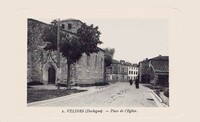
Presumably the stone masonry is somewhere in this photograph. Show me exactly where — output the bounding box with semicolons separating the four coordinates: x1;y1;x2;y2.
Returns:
27;18;104;85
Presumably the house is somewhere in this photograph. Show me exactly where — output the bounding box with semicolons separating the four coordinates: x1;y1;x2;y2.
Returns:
27;18;105;86
138;55;169;86
126;62;138;80
138;58;150;83
149;56;169;86
105;59;129;82
126;62;134;80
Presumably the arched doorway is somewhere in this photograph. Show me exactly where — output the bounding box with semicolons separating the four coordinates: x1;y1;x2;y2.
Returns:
48;66;56;84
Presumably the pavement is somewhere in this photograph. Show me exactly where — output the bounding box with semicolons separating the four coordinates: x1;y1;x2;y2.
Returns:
28;82;166;107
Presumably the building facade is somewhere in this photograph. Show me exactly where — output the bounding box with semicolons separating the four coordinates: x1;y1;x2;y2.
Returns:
138;55;169;86
127;63;138;80
27;18;104;85
105;60;129;82
148;56;169;86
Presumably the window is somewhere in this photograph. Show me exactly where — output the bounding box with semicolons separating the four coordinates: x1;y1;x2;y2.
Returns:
110;67;112;73
61;24;65;29
68;23;72;29
122;68;124;72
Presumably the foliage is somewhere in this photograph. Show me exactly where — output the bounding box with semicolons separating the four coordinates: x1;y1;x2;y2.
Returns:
78;82;109;87
27;81;44;86
42;20;102;88
56;83;68;87
76;23;102;57
42;25;58;51
164;88;169;98
94;81;109;86
42;21;102;65
104;48;115;66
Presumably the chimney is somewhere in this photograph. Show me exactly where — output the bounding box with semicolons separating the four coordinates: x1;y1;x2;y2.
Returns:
120;60;125;64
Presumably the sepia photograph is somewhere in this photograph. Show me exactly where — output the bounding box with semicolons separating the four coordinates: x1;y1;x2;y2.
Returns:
2;0;200;121
27;18;169;107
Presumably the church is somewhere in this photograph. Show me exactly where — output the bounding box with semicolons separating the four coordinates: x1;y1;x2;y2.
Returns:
27;18;105;86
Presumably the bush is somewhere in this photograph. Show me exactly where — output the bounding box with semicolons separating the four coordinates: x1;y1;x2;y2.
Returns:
164;89;169;97
79;82;109;87
154;90;160;96
56;83;68;87
159;87;165;92
95;82;109;86
79;84;93;87
74;83;78;86
28;81;44;86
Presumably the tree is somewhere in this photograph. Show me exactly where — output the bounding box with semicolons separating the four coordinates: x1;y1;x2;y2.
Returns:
42;20;102;89
42;20;58;51
103;48;115;81
104;48;115;67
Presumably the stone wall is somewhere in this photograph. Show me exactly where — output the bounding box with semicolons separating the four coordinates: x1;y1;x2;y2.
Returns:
60;19;82;33
105;61;129;82
28;18;104;85
73;51;104;85
138;60;150;83
27;19;50;83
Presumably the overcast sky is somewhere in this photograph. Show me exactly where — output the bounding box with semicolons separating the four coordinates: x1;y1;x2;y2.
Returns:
84;19;168;64
38;18;168;64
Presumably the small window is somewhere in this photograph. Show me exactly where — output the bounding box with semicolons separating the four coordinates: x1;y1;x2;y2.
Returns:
68;23;72;29
61;24;65;29
110;67;112;72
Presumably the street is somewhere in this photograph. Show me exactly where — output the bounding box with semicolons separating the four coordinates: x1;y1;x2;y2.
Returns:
28;82;160;107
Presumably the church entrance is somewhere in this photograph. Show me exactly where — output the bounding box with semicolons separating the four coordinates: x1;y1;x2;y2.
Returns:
48;66;56;84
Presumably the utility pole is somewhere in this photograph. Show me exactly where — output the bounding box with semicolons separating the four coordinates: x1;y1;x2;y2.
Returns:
57;19;60;68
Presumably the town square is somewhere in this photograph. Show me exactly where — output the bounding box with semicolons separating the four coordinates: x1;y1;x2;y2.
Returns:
27;18;169;107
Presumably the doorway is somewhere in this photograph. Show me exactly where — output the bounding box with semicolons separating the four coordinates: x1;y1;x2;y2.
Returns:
48;66;56;84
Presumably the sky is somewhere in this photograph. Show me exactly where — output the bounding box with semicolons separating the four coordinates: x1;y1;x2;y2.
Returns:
84;19;169;64
38;18;168;64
